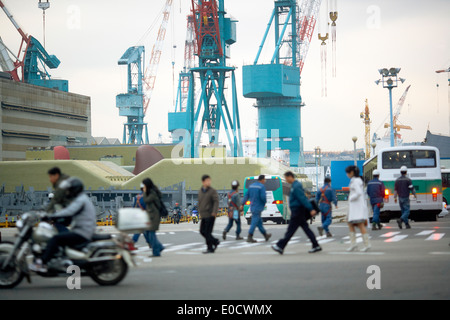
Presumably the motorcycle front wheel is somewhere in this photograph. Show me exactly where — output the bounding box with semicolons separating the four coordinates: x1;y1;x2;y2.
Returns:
89;257;128;286
0;242;25;289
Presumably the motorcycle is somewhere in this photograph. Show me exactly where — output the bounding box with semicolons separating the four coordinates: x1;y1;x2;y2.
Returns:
172;209;181;224
191;210;199;224
0;211;136;289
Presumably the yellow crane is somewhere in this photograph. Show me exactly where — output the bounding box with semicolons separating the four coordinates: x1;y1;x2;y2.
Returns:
360;99;371;159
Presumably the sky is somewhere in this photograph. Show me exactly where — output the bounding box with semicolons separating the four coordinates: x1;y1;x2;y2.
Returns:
1;0;449;152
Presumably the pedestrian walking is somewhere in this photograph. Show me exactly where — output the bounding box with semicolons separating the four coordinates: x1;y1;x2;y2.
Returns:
367;170;386;230
141;178;165;257
272;171;321;254
223;180;244;240
132;183;151;249
315;177;338;237
345;165;371;252
198;174;220;254
243;175;271;243
394;166;416;229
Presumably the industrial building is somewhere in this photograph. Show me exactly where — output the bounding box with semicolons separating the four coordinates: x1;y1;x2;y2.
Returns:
0;78;91;161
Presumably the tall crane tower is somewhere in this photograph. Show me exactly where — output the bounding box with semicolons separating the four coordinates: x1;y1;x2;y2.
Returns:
171;0;243;158
117;0;173;144
384;84;412;145
436;67;450;135
242;0;322;167
360;99;371;159
168;15;196;144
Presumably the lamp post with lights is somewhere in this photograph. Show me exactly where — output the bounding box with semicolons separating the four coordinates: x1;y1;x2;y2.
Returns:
375;68;406;147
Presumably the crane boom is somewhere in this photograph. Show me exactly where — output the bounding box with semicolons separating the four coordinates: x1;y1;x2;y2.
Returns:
296;0;322;73
142;0;173;115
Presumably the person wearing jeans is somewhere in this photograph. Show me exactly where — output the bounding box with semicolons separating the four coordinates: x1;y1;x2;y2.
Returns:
272;171;321;254
223;180;243;240
141;178;165;257
394;166;416;229
367;170;385;230
243;175;271;243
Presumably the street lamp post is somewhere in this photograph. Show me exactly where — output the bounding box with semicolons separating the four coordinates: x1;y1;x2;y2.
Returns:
375;68;406;147
371;142;377;156
352;136;357;166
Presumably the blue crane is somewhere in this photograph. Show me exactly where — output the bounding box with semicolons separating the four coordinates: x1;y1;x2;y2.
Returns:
243;0;322;167
116;46;149;145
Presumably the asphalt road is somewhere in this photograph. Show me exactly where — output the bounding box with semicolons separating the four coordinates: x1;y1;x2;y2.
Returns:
1;205;450;301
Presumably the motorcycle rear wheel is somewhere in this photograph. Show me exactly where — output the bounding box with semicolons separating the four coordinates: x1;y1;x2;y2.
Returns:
0;242;25;289
89;257;128;286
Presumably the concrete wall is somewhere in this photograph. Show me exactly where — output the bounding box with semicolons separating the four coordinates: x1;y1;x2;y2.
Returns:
0;79;91;160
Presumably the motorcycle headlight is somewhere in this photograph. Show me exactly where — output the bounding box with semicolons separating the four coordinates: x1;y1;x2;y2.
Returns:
16;219;23;229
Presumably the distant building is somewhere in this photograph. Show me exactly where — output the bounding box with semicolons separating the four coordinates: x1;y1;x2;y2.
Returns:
0;79;91;161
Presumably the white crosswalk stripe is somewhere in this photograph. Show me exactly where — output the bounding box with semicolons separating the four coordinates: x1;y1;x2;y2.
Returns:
132;230;447;260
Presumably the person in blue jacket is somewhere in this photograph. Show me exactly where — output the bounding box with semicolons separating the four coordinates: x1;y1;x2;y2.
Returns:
315;177;338;237
272;171;321;254
367;170;386;230
243;175;271;243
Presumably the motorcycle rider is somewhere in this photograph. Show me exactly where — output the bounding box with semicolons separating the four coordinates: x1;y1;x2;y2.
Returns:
46;167;71;232
29;177;96;273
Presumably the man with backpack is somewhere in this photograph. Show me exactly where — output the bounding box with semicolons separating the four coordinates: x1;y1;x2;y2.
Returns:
223;180;243;241
315;177;338;237
367;170;386;230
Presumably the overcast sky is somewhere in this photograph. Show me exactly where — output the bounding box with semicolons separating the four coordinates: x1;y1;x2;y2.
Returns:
1;0;449;152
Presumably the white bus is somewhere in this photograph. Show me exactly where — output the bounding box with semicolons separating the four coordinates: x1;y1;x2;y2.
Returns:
363;146;442;222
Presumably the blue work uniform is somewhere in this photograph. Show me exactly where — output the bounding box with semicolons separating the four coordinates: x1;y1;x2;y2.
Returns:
315;183;337;233
394;175;416;225
243;181;267;236
367;177;385;224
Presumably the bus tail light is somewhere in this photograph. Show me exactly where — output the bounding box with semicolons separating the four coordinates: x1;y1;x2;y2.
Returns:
432;187;438;201
272;200;283;205
384;189;390;202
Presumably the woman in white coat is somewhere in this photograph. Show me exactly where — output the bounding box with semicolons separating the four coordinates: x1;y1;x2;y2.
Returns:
345;166;371;252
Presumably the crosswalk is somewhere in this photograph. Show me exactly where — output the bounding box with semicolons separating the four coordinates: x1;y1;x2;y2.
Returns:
132;229;447;263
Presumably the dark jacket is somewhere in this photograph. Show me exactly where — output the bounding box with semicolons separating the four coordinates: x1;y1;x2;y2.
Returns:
395;175;416;199
143;188;161;231
367;177;385;205
46;173;70;213
198;186;219;219
289;180;313;212
243;181;267;213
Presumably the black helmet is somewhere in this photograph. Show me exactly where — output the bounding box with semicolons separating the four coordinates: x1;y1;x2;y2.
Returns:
60;177;84;198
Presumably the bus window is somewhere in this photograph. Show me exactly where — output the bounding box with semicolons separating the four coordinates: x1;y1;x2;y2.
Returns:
245;178;281;191
443;172;450;188
382;150;436;169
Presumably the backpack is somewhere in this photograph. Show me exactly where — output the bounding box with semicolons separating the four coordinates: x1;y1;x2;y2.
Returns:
156;193;169;218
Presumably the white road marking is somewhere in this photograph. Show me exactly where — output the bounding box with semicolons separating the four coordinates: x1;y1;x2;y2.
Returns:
425;233;445;241
415;230;435;236
384;235;408;242
327;251;385;255
380;231;401;238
